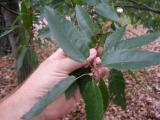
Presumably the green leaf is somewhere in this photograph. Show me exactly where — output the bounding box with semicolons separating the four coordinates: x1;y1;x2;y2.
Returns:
76;5;99;38
65;82;78;100
102;49;160;70
26;48;39;69
38;26;50;38
20;1;32;31
113;94;126;109
70;68;91;77
65;68;91;100
50;0;65;8
74;0;83;4
105;26;126;50
65;68;90;99
44;7;90;62
99;78;109;111
23;76;77;120
108;69;126;109
16;46;28;71
79;76;104;120
25;0;31;8
85;0;100;6
116;32;160;50
95;2;119;22
108;69;125;95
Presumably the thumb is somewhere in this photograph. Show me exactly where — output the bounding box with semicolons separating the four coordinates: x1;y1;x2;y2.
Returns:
62;48;97;73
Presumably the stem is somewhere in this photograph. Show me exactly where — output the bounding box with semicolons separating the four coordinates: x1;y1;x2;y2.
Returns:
76;73;90;80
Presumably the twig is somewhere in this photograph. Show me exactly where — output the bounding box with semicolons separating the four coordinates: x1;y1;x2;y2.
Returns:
0;3;19;15
125;0;160;15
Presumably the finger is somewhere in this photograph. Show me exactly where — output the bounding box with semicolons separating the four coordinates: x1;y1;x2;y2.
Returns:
61;48;97;73
95;57;101;64
94;67;109;80
87;48;97;62
96;47;103;56
73;87;81;103
62;58;85;72
93;57;102;68
50;48;67;59
98;67;109;77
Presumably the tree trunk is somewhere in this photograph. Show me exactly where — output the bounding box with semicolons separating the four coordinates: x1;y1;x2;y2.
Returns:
1;0;19;54
0;9;11;56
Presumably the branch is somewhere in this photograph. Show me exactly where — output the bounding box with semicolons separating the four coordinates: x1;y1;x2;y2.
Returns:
0;3;19;15
123;5;160;15
127;0;160;15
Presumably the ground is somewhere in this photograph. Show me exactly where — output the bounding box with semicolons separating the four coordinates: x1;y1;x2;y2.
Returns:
0;25;160;120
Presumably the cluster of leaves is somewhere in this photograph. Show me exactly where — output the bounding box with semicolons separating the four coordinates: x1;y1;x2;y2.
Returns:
0;0;39;83
111;0;160;30
16;0;39;83
23;1;160;120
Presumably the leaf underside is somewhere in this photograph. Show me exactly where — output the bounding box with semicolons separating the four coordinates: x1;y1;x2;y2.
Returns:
44;7;90;62
95;3;119;22
105;26;126;50
116;32;160;50
76;5;99;38
102;49;160;70
23;76;76;120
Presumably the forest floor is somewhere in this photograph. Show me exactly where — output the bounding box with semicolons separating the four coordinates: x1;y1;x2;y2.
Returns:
0;25;160;120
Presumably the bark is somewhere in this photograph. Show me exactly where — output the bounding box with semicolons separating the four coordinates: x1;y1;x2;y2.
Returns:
0;9;11;56
1;0;19;54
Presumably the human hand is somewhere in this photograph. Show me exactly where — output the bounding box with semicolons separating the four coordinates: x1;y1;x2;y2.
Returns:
31;48;98;120
25;47;109;119
32;48;109;120
0;48;109;120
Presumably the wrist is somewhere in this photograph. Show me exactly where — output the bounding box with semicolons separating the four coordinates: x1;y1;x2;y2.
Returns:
0;88;38;120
